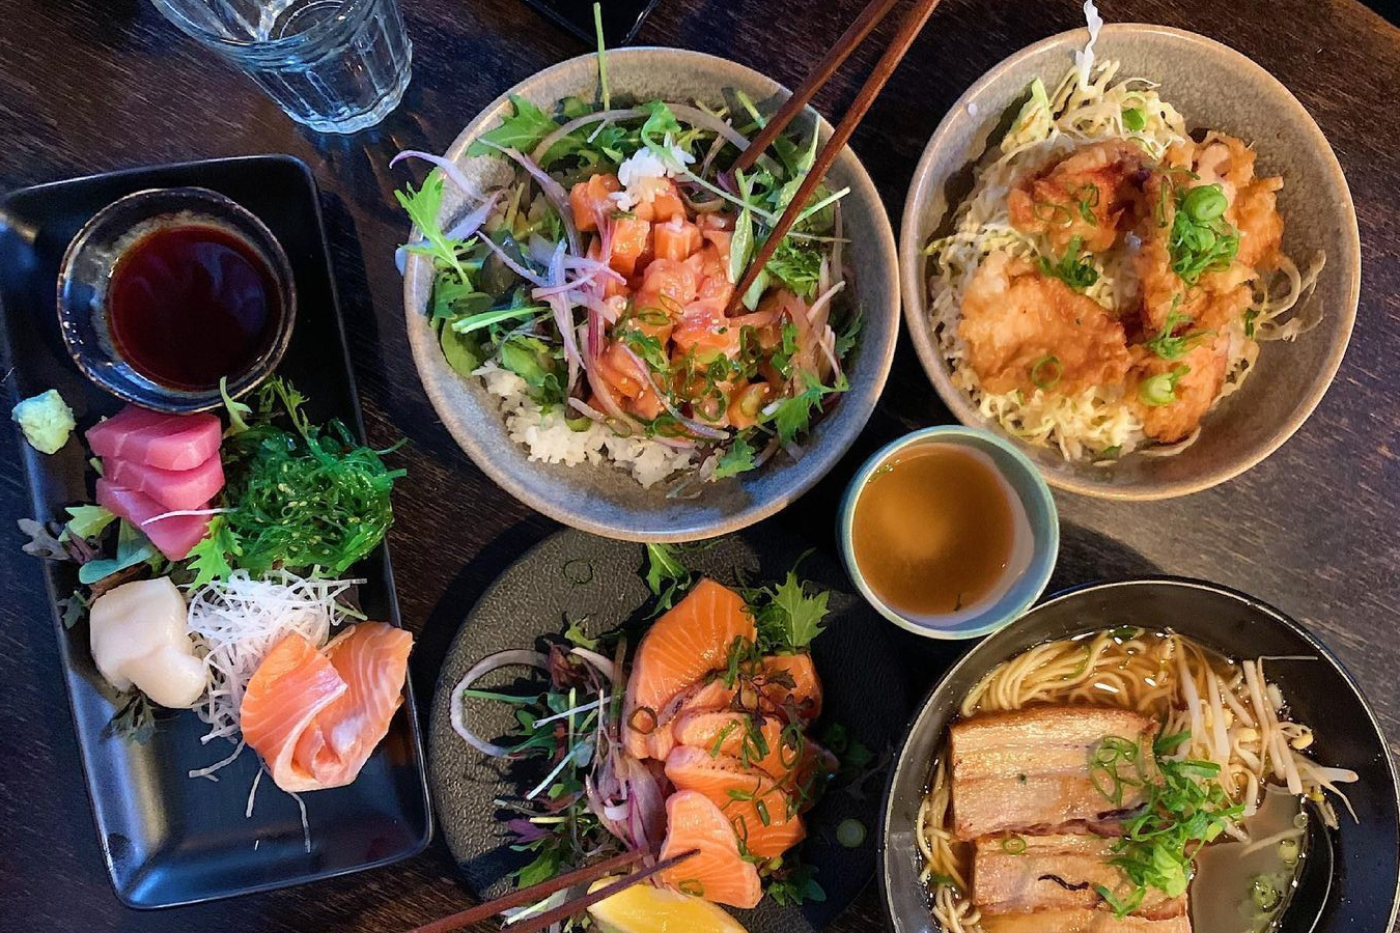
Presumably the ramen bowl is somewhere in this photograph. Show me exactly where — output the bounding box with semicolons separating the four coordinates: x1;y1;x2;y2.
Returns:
900;25;1359;500
879;579;1399;933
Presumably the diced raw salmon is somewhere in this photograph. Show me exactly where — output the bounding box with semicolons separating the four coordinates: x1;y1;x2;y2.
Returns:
570;174;621;232
654;217;703;261
96;479;210;560
660;791;762;909
973;834;1188;919
86;406;222;471
106;453;225;512
950;706;1158;840
623;578;755;760
633;180;686;224
242;622;413;793
671;298;740;362
633;258;699;318
665;745;805;858
609;217;652;277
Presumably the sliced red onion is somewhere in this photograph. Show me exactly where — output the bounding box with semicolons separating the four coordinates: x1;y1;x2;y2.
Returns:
568;397;607;423
805;281;847;377
581;292;620;326
753;437;781;468
446;190;503;240
570;647;617;681
476;140;580;255
668;104;760;159
449;649;548;758
617;345;728;441
784;440;806;461
479;235;549;288
530;108;649;164
545;242;584;391
532;266;604;298
528;233;557;266
390;150;482;201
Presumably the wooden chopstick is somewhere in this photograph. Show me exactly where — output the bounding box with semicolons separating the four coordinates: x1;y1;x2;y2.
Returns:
501;848;699;933
731;0;903;176
400;847;697;933
726;0;943;314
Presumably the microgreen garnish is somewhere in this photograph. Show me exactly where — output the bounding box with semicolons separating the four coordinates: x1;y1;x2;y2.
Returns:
744;559;831;653
643;543;691;613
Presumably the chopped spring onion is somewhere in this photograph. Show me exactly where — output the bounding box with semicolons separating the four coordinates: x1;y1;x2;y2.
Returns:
1030;355;1064;390
1183;184;1229;223
1122;107;1147;132
1139;365;1190;406
837;818;867;848
1000;834;1027;855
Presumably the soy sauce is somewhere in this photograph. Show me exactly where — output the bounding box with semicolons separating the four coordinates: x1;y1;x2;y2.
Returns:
107;224;281;390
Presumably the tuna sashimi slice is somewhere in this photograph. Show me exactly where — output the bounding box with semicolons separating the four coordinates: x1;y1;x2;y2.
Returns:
240;633;349;793
623;578;755;760
659;791;762;909
290;622;413;791
86;406;222;471
96;479;211;561
106;453;225;512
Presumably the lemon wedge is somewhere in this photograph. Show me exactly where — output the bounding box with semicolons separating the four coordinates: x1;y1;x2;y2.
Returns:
586;877;750;933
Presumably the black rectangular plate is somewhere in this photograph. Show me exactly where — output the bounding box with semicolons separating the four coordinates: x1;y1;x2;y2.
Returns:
519;0;662;46
0;155;432;908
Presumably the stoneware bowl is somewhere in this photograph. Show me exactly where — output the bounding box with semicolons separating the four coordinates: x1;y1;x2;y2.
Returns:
837;425;1059;640
402;49;898;541
900;25;1359;500
879;579;1400;933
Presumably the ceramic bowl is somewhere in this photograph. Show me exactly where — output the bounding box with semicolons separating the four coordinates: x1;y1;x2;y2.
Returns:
838;426;1058;639
402;48;898;542
900;25;1360;500
57;186;296;413
879;579;1400;933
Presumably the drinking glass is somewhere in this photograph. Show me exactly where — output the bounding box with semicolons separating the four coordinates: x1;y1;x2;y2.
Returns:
148;0;413;133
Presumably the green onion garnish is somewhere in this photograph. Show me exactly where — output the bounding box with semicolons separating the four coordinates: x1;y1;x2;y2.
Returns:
1122;107;1147;131
1139;365;1190;407
837;819;867;848
1030;355;1064;390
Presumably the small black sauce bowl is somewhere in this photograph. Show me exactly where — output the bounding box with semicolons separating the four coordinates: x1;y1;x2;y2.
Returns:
878;578;1400;933
56;186;296;413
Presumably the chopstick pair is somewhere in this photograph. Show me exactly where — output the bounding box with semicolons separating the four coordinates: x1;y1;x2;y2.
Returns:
402;847;699;933
726;0;944;314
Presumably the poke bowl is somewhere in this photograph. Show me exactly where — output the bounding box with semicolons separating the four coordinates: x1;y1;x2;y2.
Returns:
900;25;1359;500
400;47;897;541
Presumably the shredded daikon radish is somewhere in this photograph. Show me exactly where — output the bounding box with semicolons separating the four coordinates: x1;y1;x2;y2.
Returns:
186;570;363;778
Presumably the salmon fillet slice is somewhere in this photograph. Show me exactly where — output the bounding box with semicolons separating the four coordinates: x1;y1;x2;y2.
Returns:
241;622;413;793
950;706;1157;840
623;579;755;760
972;834;1187;920
665;745;805;859
660;791;762;909
672;710;788;780
761;652;822;720
980;908;1191;933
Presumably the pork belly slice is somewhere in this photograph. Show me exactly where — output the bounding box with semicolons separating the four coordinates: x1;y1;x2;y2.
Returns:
980;908;1191;933
950;705;1157;840
972;834;1187;920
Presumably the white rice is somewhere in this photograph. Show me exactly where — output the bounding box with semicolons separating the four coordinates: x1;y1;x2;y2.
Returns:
475;362;695;488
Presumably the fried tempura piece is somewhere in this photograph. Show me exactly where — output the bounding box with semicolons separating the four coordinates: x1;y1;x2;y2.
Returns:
1129;336;1230;443
1009;140;1151;253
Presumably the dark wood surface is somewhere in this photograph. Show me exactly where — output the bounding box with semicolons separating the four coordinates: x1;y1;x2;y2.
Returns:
2;0;1399;930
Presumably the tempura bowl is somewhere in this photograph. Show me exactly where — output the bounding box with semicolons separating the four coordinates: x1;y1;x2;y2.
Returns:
402;49;898;541
878;579;1399;933
899;25;1359;500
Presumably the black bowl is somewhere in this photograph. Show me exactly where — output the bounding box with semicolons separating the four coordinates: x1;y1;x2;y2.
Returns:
878;578;1400;933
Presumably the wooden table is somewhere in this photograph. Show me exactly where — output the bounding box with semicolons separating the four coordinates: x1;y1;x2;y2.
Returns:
2;0;1398;930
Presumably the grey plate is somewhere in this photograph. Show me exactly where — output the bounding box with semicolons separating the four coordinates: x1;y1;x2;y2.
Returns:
879;578;1400;933
403;48;899;541
428;527;914;932
899;25;1360;500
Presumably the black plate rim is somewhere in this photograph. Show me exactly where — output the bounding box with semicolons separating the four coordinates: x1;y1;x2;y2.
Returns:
0;154;433;909
874;574;1400;933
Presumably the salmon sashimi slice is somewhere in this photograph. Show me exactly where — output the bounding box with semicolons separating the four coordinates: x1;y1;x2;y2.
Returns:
241;623;413;793
950;706;1157;840
659;791;762;909
96;479;211;561
972;834;1188;919
240;633;348;792
981;908;1191;933
106;452;225;512
665;745;805;859
762;653;822;720
623;578;755;760
672;710;788;780
86;406;222;471
290;622;413;790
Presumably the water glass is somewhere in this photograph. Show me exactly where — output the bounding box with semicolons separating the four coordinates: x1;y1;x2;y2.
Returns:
148;0;413;133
